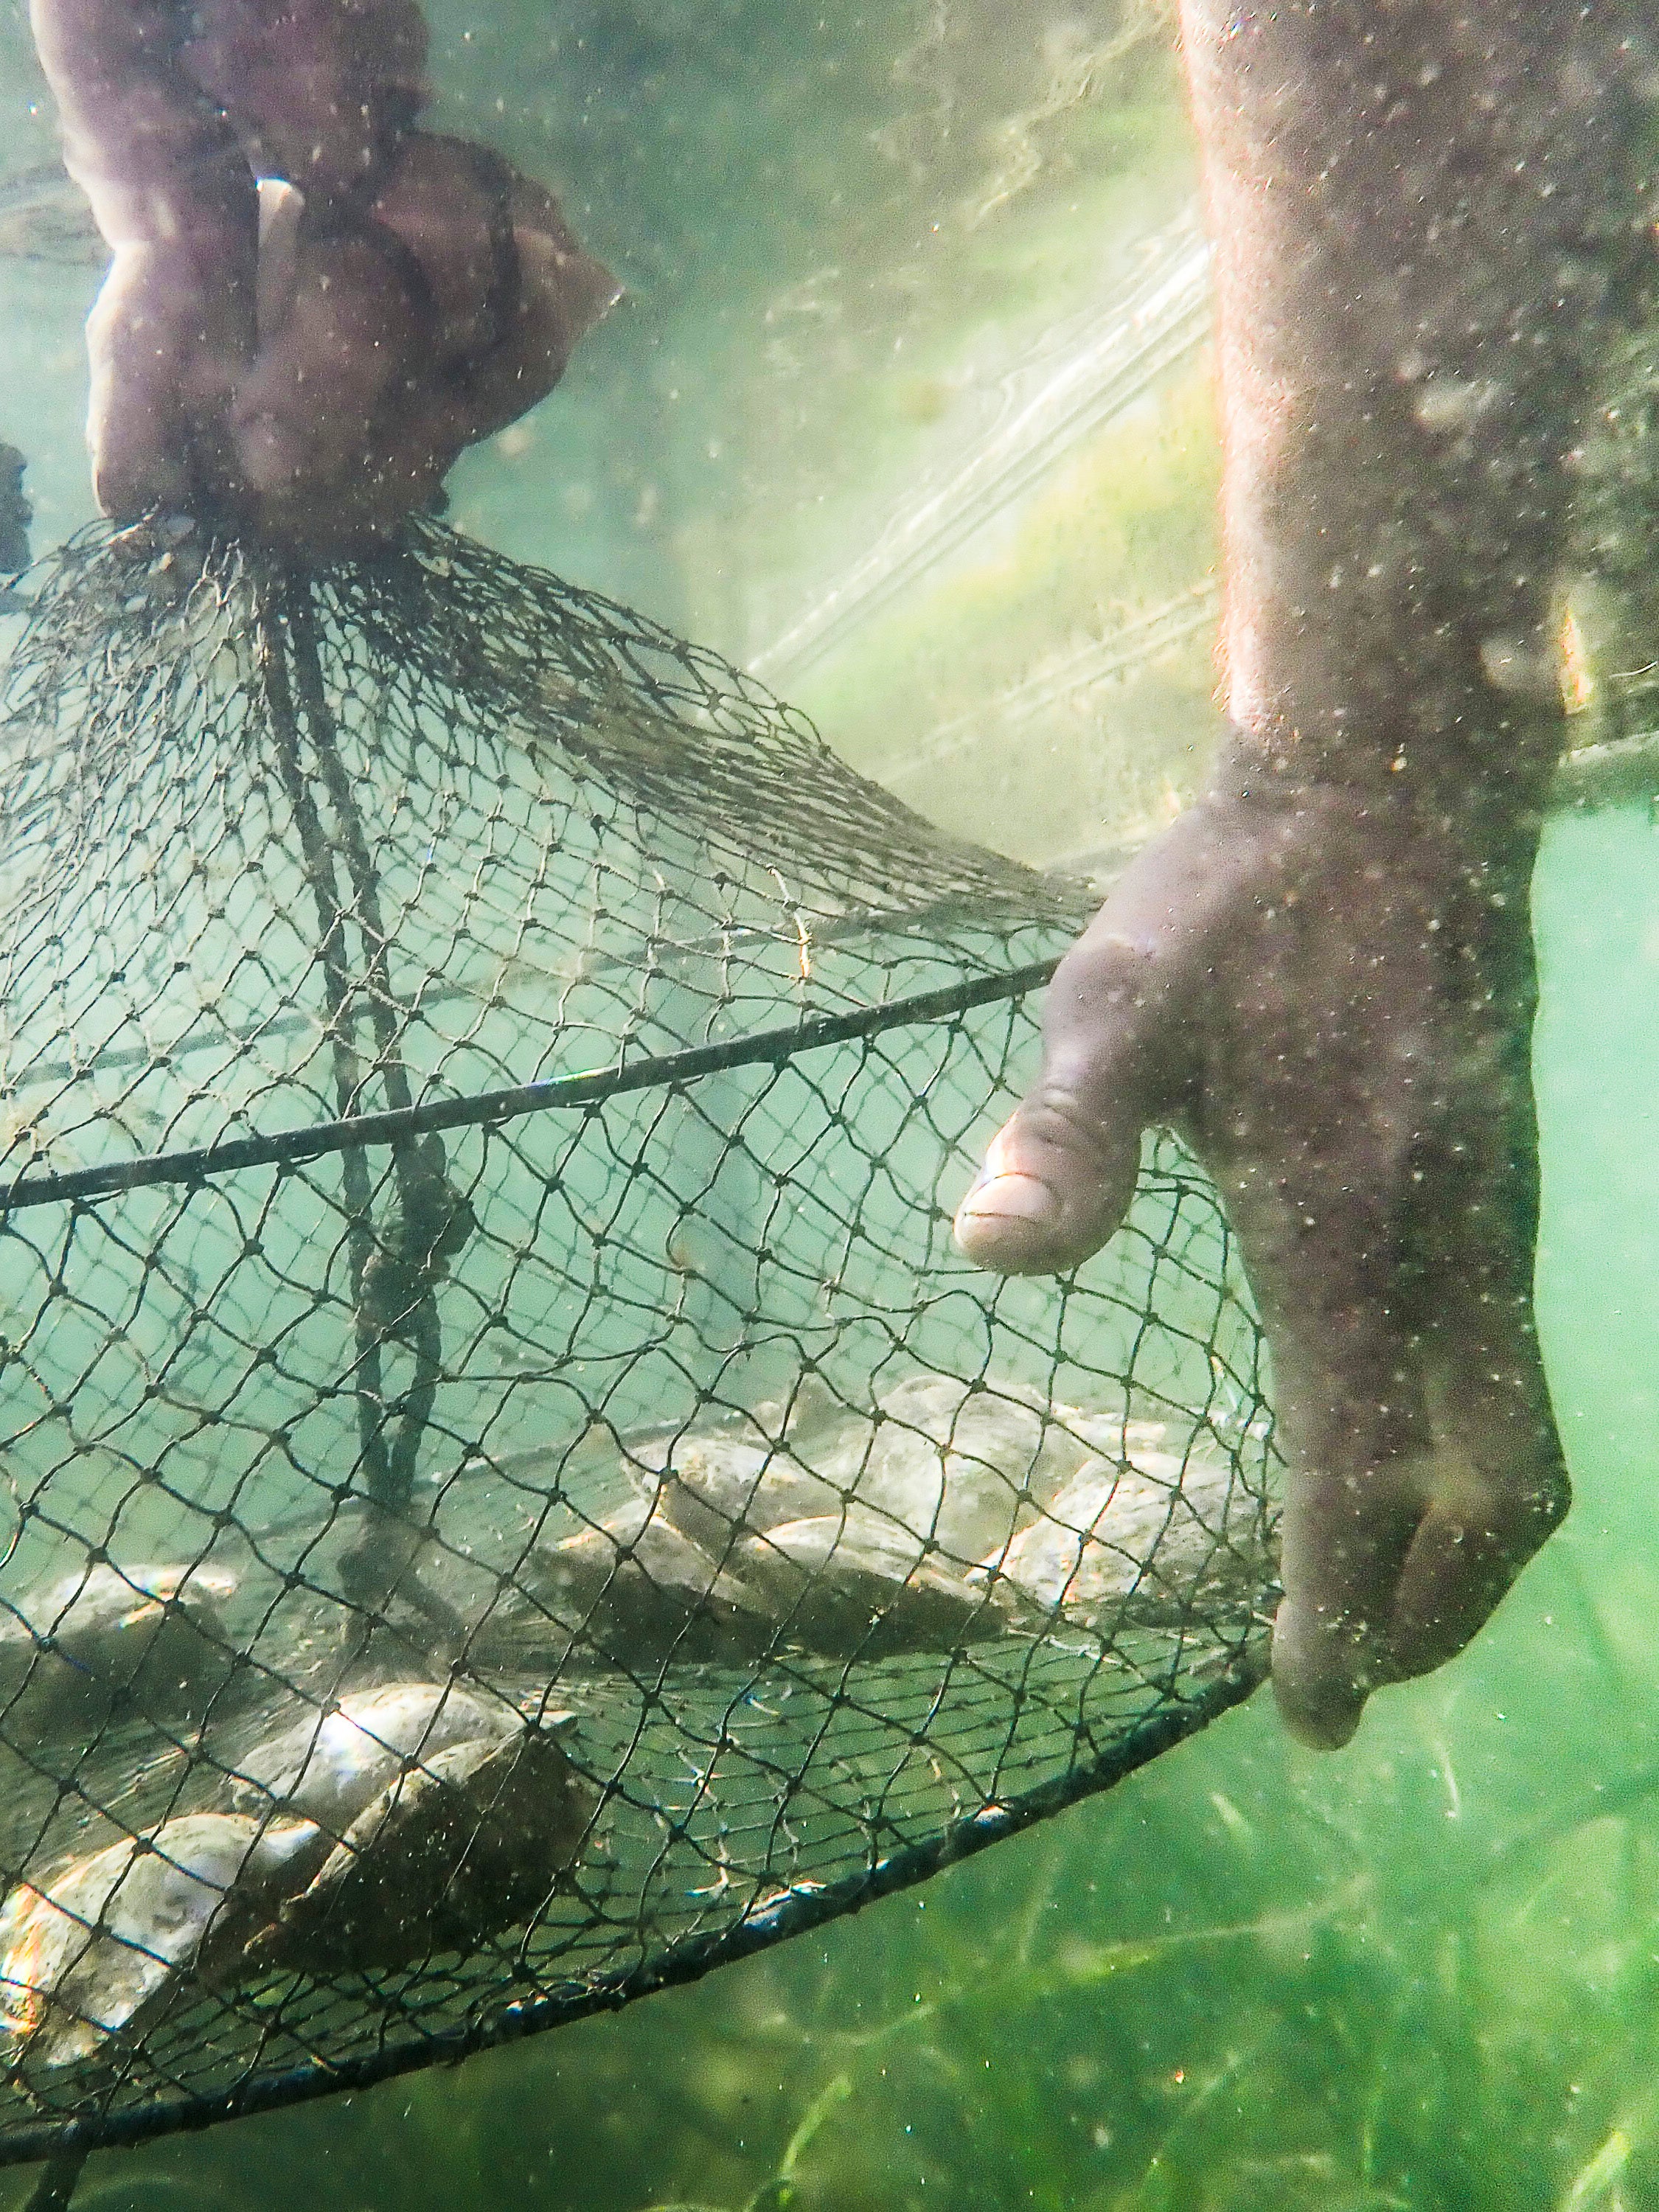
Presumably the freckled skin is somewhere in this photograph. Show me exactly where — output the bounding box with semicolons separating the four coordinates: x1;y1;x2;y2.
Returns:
957;2;1658;1745
29;0;617;547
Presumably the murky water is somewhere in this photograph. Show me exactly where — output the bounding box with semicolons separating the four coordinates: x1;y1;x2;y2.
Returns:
4;3;1659;2206
10;802;1643;2212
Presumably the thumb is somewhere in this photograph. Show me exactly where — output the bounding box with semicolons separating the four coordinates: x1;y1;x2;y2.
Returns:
255;177;305;345
953;815;1228;1274
953;933;1160;1274
956;796;1321;1276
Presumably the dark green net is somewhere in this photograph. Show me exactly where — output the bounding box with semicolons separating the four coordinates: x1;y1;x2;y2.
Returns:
0;519;1277;2167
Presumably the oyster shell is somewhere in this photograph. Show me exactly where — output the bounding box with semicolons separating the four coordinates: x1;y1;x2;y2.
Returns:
0;1562;238;1746
978;1452;1271;1627
508;1501;771;1667
479;1371;1265;1667
730;1509;1016;1655
0;1813;320;2071
255;1722;595;1972
222;1680;524;1837
622;1372;1179;1572
627;1435;841;1556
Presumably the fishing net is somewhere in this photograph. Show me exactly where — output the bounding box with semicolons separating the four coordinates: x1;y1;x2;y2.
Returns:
0;517;1278;2171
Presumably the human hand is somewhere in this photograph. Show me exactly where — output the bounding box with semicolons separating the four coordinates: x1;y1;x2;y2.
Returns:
954;781;1568;1748
227;133;619;549
30;0;616;546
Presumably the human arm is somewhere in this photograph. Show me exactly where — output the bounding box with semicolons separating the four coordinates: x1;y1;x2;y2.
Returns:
956;0;1656;1745
29;0;257;516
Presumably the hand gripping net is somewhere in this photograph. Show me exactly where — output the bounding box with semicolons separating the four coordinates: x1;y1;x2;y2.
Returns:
0;519;1279;2171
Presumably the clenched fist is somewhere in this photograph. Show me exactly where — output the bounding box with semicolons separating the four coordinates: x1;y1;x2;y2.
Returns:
30;0;617;546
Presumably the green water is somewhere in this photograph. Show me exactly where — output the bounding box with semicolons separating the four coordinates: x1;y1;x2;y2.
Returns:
9;811;1648;2212
7;1;1659;2201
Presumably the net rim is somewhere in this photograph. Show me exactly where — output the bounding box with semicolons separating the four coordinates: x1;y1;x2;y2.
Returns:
0;956;1065;1214
0;1640;1265;2173
0;520;1273;2177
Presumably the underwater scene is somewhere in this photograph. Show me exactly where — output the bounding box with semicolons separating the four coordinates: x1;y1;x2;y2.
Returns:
2;0;1659;2207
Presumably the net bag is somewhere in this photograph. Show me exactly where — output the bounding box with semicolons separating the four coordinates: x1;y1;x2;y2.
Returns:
0;517;1279;2171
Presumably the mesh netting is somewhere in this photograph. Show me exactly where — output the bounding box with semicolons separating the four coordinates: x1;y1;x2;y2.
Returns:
0;519;1278;2166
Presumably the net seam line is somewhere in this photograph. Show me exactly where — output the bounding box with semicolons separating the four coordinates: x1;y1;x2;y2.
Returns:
0;957;1063;1214
0;1641;1265;2171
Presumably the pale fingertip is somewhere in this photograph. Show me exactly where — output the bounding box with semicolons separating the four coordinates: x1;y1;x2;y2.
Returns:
952;1170;1072;1272
957;1171;1060;1231
559;248;625;345
255;178;305;343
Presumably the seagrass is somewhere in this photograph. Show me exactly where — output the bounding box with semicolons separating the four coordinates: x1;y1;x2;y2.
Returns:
0;518;1279;2170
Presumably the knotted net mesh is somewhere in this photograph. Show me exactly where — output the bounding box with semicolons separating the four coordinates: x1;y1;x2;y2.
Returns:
0;519;1278;2163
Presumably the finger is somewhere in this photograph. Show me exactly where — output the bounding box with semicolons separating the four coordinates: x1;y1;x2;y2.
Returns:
232;234;415;538
1391;1302;1568;1676
256;179;306;344
1264;1284;1431;1748
86;252;200;513
361;135;509;359
31;0;256;517
454;168;622;443
85;236;257;516
952;1062;1145;1277
1260;1039;1562;1742
31;0;251;243
1389;1461;1567;1684
362;136;619;448
1386;1091;1570;1680
1270;1456;1427;1750
1222;1152;1432;1747
954;804;1246;1276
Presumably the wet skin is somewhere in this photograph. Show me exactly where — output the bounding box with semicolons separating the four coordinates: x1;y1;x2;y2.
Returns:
957;1;1659;1745
29;0;617;547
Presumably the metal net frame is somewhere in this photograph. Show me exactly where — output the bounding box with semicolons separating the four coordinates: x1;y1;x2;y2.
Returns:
0;520;1279;2174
